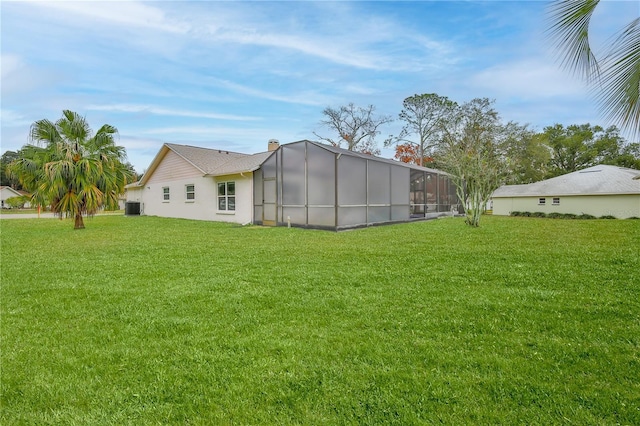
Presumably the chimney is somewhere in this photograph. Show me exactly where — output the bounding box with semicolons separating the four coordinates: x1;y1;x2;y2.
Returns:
268;139;280;152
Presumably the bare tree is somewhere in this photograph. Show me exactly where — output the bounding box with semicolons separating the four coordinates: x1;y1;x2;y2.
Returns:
314;103;393;155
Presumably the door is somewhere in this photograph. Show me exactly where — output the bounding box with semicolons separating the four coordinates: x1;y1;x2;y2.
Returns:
262;178;277;226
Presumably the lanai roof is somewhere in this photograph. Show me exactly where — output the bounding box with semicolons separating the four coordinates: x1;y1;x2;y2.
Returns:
492;165;640;198
299;140;451;175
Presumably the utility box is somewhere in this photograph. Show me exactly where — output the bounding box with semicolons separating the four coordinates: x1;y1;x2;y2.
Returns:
125;202;141;216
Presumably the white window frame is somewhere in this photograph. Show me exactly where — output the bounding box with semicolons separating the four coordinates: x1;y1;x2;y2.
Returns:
217;181;236;211
185;184;195;202
163;186;170;202
538;197;546;205
552;197;560;205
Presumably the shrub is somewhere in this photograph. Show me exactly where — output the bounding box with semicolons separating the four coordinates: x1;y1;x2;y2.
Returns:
577;214;596;220
531;212;547;218
510;211;521;217
5;196;27;209
627;216;640;220
599;215;617;219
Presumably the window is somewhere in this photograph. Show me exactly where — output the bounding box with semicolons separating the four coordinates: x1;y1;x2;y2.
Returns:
538;197;545;205
218;181;235;211
163;187;170;201
185;184;195;201
552;197;560;205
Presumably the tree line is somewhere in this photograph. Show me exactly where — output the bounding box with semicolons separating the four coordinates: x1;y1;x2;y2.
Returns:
313;94;640;226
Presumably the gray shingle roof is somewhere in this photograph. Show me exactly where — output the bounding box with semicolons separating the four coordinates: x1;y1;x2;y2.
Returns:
492;165;640;197
163;143;275;176
165;143;249;175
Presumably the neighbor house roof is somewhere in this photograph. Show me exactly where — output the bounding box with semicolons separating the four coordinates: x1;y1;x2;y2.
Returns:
0;186;22;197
131;143;275;187
492;165;640;198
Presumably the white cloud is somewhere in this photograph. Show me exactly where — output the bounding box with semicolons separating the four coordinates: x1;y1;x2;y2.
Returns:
469;60;588;99
86;104;261;121
0;109;32;127
27;0;189;34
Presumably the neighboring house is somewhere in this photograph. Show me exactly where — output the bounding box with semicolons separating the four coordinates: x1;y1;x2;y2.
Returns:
126;140;461;230
492;165;640;218
0;186;25;208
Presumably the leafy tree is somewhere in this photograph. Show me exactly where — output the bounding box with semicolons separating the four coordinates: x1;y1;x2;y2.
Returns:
436;98;506;227
8;110;134;229
1;150;20;188
501;125;551;184
5;195;28;209
388;93;457;166
547;0;640;138
616;142;640;169
393;143;433;166
541;123;599;176
314;103;393;155
539;123;637;177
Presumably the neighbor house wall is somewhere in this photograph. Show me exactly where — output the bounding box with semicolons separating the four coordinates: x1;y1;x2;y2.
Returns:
493;194;640;218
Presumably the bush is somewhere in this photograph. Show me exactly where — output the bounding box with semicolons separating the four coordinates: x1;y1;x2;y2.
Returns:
531;212;547;218
510;211;521;217
599;215;617;219
577;214;596;220
5;196;27;209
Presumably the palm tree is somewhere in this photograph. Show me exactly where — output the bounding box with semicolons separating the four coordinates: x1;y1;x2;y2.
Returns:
547;1;640;138
8;110;134;229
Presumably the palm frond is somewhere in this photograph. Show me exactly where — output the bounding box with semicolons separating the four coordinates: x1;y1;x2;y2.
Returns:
546;0;601;81
596;18;640;137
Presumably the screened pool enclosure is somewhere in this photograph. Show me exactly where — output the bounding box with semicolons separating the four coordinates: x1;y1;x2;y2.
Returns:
253;140;460;230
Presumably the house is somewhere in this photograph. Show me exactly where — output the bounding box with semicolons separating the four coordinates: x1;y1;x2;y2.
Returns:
125;142;274;224
0;186;27;209
491;165;640;218
126;140;461;230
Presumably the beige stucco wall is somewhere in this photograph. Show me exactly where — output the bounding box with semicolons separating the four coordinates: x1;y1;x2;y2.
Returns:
125;151;254;224
492;194;640;218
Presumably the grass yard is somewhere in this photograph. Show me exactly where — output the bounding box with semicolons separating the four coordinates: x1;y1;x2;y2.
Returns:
1;215;639;424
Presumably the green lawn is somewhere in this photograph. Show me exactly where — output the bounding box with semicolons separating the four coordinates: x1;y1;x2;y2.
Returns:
1;215;639;425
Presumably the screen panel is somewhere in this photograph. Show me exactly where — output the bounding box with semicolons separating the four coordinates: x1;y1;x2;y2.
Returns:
253;169;263;206
391;165;409;205
307;143;336;206
263;179;276;203
337;156;367;206
367;161;391;205
282;144;306;206
426;172;438;204
392;205;409;221
367;206;390;223
282;207;306;225
337;206;367;226
308;207;336;227
262;154;277;179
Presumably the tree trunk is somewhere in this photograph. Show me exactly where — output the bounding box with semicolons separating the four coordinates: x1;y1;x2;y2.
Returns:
74;213;85;229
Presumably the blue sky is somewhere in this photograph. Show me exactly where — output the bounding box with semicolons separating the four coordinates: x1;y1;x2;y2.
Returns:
1;0;637;173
